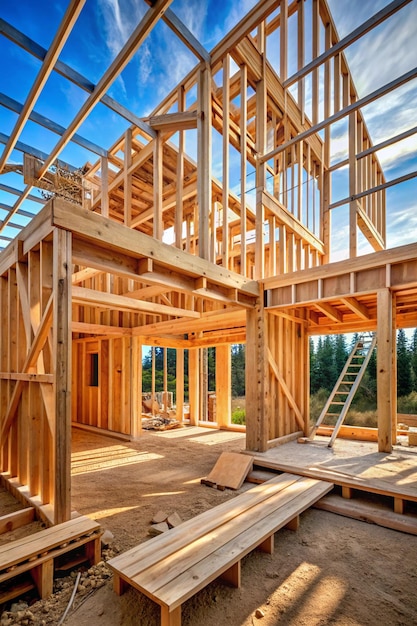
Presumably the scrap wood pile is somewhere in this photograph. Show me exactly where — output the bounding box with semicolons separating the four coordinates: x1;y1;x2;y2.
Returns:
141;396;182;430
142;415;182;430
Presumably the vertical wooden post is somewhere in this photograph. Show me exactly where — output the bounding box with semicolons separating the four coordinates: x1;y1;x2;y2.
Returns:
280;0;288;82
255;66;266;280
175;85;185;249
163;347;168;412
297;0;305;123
349;111;358;258
130;336;142;438
222;54;230;269
197;63;212;261
100;157;109;218
154;132;163;240
312;0;319;125
377;289;396;452
188;348;199;426
53;227;72;524
245;296;269;452
216;345;231;428
151;347;156;416
240;63;247;276
176;348;184;422
124;128;132;226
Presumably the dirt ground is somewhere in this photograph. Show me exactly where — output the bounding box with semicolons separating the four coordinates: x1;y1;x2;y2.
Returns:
2;426;417;625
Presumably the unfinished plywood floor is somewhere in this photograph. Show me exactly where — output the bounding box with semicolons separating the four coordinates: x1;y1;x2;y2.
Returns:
247;437;417;502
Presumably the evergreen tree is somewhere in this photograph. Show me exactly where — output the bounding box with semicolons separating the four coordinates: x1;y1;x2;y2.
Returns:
309;337;320;394
315;335;336;392
334;334;348;377
397;329;412;397
411;328;417;391
231;344;245;397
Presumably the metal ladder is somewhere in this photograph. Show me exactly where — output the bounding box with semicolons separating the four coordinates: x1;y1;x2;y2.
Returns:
309;333;377;447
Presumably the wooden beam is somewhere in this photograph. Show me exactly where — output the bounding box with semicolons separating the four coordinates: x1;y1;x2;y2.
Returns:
340;297;371;320
314;301;343;323
148;111;198;132
161;7;210;62
52;200;258;296
72;286;201;318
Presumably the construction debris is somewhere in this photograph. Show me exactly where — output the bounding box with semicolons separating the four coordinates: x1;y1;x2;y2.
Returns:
152;510;168;524
148;511;183;536
142;416;182;431
148;522;169;536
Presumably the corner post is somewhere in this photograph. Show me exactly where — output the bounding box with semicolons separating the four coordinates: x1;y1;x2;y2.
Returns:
53;226;72;523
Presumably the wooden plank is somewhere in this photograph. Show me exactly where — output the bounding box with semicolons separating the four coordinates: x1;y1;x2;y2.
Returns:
0;507;35;534
0;516;101;569
314;494;417;535
205;452;253;489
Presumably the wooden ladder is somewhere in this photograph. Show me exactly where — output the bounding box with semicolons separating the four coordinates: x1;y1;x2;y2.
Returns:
308;333;377;447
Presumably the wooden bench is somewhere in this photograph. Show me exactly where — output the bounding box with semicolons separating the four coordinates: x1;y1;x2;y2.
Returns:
108;473;333;626
0;515;102;603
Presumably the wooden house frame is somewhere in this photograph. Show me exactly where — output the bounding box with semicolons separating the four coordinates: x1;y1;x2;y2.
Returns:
0;0;416;524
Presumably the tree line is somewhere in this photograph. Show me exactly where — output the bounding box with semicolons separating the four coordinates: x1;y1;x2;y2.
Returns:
141;329;417;402
310;329;417;398
141;345;246;399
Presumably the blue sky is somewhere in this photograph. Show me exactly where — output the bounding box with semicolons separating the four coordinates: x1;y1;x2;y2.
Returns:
0;0;415;257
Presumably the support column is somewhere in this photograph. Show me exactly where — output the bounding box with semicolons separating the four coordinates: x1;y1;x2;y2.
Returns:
130;336;142;439
53;228;72;524
197;63;212;261
216;345;231;428
176;348;184;422
377;288;396;452
245;295;269;452
255;71;266;280
188;348;199;426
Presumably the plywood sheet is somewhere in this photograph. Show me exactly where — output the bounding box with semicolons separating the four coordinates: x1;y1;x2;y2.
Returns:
205;452;253;489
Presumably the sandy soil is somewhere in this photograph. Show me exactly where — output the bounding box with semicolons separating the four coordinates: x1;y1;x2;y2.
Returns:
2;426;417;625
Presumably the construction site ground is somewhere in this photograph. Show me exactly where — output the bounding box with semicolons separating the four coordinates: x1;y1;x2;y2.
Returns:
2;426;417;626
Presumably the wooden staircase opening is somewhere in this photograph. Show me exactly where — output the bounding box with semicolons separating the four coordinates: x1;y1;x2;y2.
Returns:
308;333;377;447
